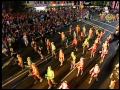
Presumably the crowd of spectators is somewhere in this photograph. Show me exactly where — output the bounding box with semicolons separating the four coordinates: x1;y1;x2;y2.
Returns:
2;7;87;58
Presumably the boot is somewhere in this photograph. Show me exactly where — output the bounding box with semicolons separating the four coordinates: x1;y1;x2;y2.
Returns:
39;78;43;82
34;80;38;84
77;73;79;77
88;77;92;84
48;86;52;89
81;71;83;75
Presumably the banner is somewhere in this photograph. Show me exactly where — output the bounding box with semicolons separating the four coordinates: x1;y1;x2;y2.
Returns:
112;1;116;9
115;1;119;10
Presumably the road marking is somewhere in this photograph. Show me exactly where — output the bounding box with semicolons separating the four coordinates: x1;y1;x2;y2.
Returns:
36;56;52;66
2;60;11;69
2;70;28;87
91;19;116;28
82;19;114;34
61;64;76;82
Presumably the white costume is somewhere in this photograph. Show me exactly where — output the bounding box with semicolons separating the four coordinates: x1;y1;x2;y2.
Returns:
58;81;69;89
23;35;28;46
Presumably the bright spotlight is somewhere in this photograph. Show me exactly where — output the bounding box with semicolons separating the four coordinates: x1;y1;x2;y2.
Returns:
35;6;46;11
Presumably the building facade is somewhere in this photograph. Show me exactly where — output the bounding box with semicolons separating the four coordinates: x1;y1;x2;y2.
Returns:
25;1;75;7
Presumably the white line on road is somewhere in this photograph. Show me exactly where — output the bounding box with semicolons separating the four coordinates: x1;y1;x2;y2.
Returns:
91;19;116;28
61;66;76;82
82;19;114;34
2;60;11;69
2;70;28;87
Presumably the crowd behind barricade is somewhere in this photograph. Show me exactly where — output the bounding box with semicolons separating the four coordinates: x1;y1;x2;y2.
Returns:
99;11;119;22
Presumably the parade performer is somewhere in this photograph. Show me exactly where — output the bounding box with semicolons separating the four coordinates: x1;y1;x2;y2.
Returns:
100;45;109;63
70;52;76;70
51;42;56;57
73;31;77;38
61;32;66;44
59;49;64;66
17;54;24;69
31;63;43;84
88;28;93;39
99;40;109;63
94;37;100;46
82;26;86;37
45;66;56;89
80;31;85;40
23;33;29;46
98;31;105;41
116;13;119;21
76;25;80;37
75;57;85;76
95;28;100;36
27;57;32;68
88;64;100;84
72;37;78;51
109;80;116;89
88;43;98;58
58;32;66;46
46;39;51;54
106;34;112;43
58;81;69;89
26;57;33;75
82;37;90;54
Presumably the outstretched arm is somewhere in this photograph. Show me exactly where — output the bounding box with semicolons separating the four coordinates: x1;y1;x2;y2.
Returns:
89;67;94;74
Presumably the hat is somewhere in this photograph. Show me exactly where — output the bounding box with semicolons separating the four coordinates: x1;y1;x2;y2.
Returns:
27;57;31;60
95;64;98;66
63;81;67;83
48;66;51;70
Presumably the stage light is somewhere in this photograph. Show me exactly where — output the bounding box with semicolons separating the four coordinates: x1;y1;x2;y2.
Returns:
35;6;46;11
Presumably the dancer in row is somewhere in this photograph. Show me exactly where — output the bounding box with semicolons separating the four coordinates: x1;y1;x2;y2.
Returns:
88;64;100;84
59;49;65;66
75;57;85;76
